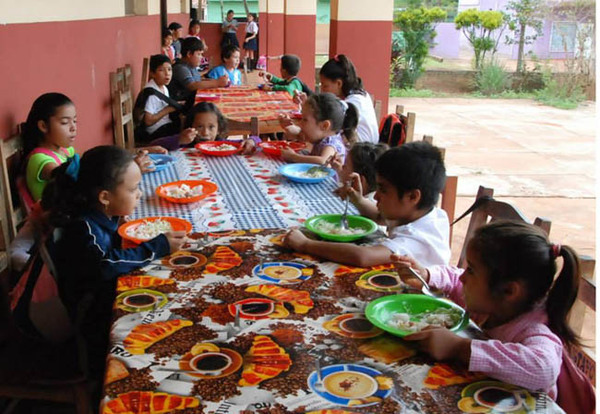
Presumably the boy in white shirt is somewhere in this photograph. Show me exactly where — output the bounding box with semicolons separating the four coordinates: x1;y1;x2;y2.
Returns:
143;54;180;140
284;141;450;267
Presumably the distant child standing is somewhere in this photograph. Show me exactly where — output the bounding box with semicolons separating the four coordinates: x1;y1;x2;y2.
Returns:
281;93;357;165
284;141;450;267
259;55;306;96
243;13;258;71
188;18;202;41
221;10;239;48
23;93;77;202
393;221;593;411
42;146;185;380
168;22;184;59
206;44;242;85
137;54;181;141
161;28;175;63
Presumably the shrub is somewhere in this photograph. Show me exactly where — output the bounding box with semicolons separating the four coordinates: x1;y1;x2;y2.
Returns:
536;68;585;109
475;59;510;95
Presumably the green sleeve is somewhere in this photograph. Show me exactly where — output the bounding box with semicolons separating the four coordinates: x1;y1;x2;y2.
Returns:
272;79;303;96
269;75;285;85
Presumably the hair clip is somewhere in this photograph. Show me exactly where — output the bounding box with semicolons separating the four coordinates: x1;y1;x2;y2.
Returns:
65;154;81;182
551;243;561;259
333;54;340;62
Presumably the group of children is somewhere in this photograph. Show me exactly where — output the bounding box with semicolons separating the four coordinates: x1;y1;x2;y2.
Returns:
13;17;592;412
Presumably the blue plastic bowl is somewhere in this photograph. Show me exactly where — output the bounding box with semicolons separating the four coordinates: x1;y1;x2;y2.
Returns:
148;154;175;173
278;163;336;184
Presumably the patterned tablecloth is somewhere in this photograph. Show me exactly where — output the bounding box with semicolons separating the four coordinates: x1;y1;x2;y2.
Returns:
102;229;563;414
196;86;299;122
131;148;356;232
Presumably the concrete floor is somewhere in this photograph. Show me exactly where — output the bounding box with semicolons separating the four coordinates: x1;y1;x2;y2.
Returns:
389;97;596;347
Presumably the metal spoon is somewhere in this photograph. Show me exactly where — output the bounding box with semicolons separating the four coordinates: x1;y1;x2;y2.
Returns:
313;359;325;392
406;267;444;298
340;194;350;230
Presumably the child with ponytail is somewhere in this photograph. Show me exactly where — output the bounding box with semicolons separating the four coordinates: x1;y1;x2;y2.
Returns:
393;221;592;408
281;92;358;165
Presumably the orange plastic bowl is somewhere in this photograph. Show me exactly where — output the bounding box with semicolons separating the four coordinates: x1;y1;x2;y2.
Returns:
195;141;241;157
259;141;306;157
156;180;217;204
118;216;193;245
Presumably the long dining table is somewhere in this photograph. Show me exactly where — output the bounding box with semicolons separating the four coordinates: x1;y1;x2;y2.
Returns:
101;149;564;414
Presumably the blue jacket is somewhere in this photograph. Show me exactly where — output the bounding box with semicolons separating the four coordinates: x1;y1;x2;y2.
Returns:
52;209;170;316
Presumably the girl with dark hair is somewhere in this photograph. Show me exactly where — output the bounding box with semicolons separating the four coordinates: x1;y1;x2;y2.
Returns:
317;54;379;144
22;93;77;201
243;13;258;71
281;93;358;164
41;145;185;378
393;221;589;405
149;101;259;154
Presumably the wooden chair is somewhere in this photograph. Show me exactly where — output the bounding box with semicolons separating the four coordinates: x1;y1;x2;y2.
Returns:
110;65;135;151
371;94;382;124
226;116;259;138
140;57;150;92
395;105;416;143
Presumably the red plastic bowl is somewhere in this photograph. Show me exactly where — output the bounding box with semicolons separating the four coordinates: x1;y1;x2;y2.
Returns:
156;180;218;204
259;141;306;157
195;141;241;157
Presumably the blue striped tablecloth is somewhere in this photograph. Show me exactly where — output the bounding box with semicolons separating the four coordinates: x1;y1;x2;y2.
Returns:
132;149;357;232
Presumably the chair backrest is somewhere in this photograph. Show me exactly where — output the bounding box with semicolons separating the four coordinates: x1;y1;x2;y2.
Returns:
110;65;135;151
395;105;416;143
226;117;259;138
457;186;551;269
0;128;28;249
140;57;150;92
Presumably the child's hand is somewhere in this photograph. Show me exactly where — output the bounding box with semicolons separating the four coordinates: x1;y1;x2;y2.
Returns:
293;91;307;105
280;147;297;162
239;138;256;155
283;125;302;141
278;113;293;128
390;253;429;289
258;71;265;77
404;328;471;362
283;229;308;252
165;231;187;253
334;173;363;205
134;150;155;174
330;153;343;173
262;84;272;91
179;128;198;145
217;75;229;87
141;145;168;154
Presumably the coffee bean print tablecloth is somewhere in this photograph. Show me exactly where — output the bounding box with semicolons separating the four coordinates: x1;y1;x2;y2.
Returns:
102;229;564;414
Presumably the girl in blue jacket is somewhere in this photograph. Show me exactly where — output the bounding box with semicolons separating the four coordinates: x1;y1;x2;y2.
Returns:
41;145;185;380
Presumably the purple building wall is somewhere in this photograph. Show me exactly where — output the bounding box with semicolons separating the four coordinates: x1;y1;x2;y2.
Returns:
430;22;461;58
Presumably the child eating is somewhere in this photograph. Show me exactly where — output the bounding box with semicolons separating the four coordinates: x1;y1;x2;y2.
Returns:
393;221;591;409
284;141;450;267
206;44;242;86
281;93;357;165
259;55;307;96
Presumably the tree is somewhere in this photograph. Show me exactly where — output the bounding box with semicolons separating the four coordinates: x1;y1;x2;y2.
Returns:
455;9;506;69
395;7;447;87
504;0;545;73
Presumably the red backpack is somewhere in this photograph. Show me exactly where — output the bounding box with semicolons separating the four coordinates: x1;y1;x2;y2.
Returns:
378;113;406;147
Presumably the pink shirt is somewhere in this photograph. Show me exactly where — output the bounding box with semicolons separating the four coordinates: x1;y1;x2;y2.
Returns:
428;265;563;399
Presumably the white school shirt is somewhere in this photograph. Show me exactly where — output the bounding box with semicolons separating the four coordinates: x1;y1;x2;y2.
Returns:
379;207;450;267
144;79;173;134
246;21;258;34
345;92;379;144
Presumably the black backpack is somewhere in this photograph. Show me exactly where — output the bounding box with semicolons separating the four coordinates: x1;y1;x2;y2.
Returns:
133;88;184;142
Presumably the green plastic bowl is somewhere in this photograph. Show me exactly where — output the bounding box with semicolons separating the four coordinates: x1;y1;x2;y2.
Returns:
305;214;378;242
365;294;468;337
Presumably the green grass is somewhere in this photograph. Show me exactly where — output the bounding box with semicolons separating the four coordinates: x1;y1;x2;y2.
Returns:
390;88;446;97
469;90;537;99
535;96;581;110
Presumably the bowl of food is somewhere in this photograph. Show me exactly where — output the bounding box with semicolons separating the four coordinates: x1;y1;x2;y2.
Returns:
195;93;220;103
305;214;377;242
278;163;336;183
365;294;468;338
118;216;193;244
156;180;217;204
259;141;306;157
195;141;241;157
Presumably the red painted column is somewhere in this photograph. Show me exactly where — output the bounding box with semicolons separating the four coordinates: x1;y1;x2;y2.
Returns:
284;1;317;89
265;0;285;73
329;0;393;112
258;0;268;60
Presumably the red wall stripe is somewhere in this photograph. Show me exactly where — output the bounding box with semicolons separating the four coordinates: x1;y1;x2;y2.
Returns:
284;14;316;89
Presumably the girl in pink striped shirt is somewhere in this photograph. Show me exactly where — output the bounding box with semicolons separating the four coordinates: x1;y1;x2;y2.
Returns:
393;221;590;405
